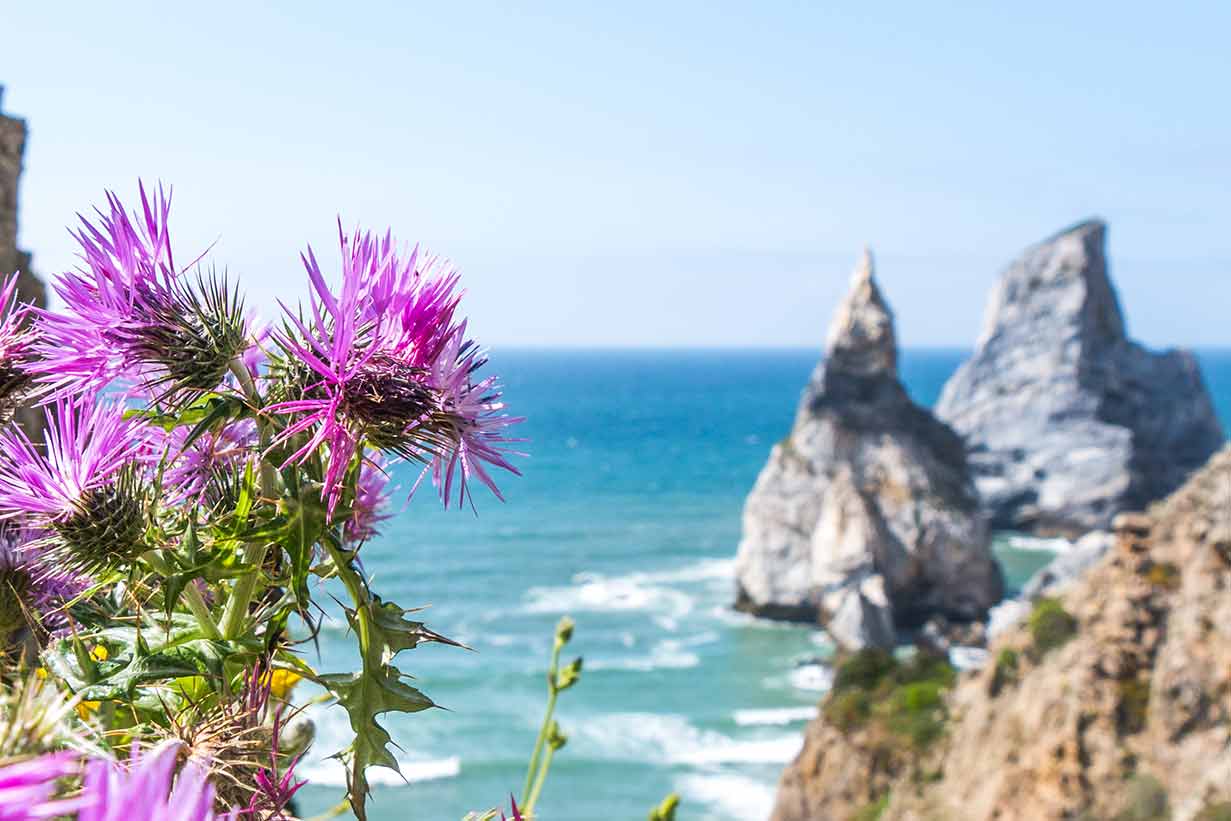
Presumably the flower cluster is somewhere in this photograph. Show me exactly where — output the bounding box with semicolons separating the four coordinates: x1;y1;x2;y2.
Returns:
0;398;150;576
0;525;86;638
0;183;523;819
269;224;522;516
29;185;247;405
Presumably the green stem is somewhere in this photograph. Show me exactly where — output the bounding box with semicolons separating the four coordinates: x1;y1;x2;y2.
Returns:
229;359;260;405
521;640;563;804
219;356;281;641
524;741;557;815
182;581;222;641
322;540;378;820
220;541;268;639
143;550;223;641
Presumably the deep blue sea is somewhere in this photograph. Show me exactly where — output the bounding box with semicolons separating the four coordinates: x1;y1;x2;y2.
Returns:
295;349;1231;821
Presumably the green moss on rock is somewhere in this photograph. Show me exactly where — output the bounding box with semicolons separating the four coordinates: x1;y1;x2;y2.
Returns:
1116;677;1151;735
853;794;890;821
1194;802;1231;821
1114;774;1170;820
990;648;1019;695
1029;597;1078;657
823;648;956;751
1145;561;1181;591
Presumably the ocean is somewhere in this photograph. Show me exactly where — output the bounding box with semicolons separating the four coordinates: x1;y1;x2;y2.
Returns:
294;349;1231;821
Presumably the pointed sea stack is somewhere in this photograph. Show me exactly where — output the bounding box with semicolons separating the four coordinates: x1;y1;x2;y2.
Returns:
734;251;1003;649
935;220;1224;536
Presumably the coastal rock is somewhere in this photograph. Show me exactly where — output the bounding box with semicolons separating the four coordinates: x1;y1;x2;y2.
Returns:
936;220;1223;536
734;251;1003;648
771;445;1231;821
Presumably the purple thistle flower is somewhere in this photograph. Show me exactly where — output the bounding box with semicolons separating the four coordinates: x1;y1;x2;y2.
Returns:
420;322;523;509
0;751;88;820
344;453;393;544
158;419;257;506
79;739;229;821
0;524;88;637
243;708;306;820
0;273;37;422
0;397;150;573
269;224;522;516
29;184;247;405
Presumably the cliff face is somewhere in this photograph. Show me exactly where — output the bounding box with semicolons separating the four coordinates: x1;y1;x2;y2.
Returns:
935;220;1223;537
1;88;46;438
0;89;43;307
734;252;1003;649
773;446;1231;821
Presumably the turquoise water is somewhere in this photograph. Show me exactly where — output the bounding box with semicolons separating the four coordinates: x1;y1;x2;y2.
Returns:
294;349;1231;821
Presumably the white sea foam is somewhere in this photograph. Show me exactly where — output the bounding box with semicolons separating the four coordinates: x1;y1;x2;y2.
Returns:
709;605;802;629
949;645;990;671
987;597;1032;639
1004;534;1073;553
588;639;701;672
523;558;735;621
788;663;834;692
733;706;818;726
524;575;694;620
297;756;461;787
574;712;802;766
525;555;794;634
297;702;460;788
676;772;777;821
636;558;735;584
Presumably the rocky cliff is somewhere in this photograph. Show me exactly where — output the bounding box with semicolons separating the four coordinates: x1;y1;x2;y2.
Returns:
734;251;1003;649
772;445;1231;821
936;220;1223;537
0;88;42;307
1;87;46;437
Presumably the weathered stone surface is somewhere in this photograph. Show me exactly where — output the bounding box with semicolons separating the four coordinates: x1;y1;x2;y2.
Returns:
0;88;43;306
0;88;46;439
734;251;1003;648
772;445;1231;821
936;220;1223;537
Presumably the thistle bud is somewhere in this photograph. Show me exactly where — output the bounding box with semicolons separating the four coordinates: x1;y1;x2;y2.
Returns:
649;793;681;821
53;467;148;574
555;657;583;691
554;616;575;645
547;721;568;751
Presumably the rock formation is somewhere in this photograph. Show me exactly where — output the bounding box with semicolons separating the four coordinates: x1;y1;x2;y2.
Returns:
936;220;1223;537
771;445;1231;821
1;87;47;438
734;251;1003;649
0;88;43;307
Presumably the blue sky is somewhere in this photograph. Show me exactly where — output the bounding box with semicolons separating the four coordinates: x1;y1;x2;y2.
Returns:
2;2;1228;347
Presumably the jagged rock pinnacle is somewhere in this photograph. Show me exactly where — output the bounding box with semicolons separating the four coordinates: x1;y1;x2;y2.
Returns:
824;247;898;378
735;250;1002;649
937;219;1223;535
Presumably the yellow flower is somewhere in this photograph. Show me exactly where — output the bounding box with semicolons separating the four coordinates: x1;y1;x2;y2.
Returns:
34;667;48;680
75;701;100;720
262;668;302;700
90;645;108;662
